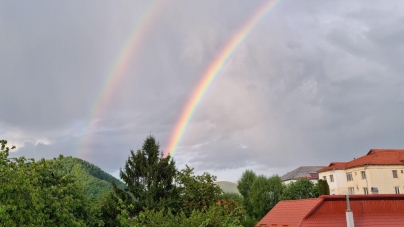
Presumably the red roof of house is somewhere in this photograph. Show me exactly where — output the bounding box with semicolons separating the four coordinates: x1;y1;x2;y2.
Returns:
344;149;404;169
317;149;404;173
254;198;321;227
317;162;347;173
255;195;404;227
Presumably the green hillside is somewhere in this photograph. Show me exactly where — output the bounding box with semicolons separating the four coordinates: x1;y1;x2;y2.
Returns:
214;181;239;194
55;156;125;198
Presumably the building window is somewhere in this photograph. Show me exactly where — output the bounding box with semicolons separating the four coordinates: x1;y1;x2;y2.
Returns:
323;176;326;181
346;172;353;181
361;171;366;179
371;187;379;194
330;175;334;182
395;186;400;194
363;187;368;194
348;187;355;195
393;170;398;178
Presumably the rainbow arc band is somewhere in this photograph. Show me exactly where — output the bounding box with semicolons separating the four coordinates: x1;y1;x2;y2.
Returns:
80;0;164;159
165;0;281;157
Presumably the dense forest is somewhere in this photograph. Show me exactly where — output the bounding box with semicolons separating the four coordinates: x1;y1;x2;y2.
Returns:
0;137;329;227
56;156;126;198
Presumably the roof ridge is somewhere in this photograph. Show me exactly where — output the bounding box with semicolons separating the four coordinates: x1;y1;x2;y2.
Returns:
299;197;324;227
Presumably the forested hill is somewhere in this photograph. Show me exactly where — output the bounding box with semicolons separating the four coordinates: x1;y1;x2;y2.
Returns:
56;156;125;198
214;181;240;194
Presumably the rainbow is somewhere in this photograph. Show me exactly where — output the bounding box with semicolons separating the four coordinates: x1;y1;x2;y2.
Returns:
165;0;281;157
79;0;165;159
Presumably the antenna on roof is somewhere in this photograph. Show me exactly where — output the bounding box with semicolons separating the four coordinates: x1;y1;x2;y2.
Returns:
345;195;355;227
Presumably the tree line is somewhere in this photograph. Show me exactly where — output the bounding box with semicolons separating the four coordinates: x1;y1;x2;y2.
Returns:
236;170;330;225
0;137;329;227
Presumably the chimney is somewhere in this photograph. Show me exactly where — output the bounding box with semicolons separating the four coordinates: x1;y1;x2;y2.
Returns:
345;195;355;227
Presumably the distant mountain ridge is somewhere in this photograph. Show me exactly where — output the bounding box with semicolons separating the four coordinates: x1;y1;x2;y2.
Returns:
56;156;125;198
214;181;239;194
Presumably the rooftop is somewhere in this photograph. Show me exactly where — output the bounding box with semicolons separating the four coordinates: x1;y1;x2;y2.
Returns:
317;162;347;173
318;149;404;173
281;166;325;181
255;194;404;227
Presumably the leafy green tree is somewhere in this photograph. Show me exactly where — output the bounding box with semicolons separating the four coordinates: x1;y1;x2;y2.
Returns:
176;165;223;216
249;175;284;219
117;204;244;227
318;179;330;196
221;193;244;207
237;170;256;217
97;189;128;227
281;178;319;200
117;135;178;214
0;140;99;227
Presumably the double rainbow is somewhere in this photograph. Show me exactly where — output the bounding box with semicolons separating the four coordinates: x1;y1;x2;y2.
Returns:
165;0;281;157
79;0;165;158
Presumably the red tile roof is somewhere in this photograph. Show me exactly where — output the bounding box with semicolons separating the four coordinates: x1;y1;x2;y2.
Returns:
256;195;404;227
317;149;404;173
345;149;404;169
254;198;322;227
317;162;347;173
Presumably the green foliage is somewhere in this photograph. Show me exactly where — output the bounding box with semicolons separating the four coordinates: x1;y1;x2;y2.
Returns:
318;179;330;195
249;175;284;219
118;135;178;214
240;215;259;227
56;156;125;198
118;204;245;227
100;135;234;225
221;193;244;207
281;178;319;200
0;140;99;227
97;190;126;227
237;170;256;217
176;165;223;217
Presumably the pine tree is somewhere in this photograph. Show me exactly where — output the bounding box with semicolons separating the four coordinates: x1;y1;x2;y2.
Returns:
118;135;177;214
318;179;330;195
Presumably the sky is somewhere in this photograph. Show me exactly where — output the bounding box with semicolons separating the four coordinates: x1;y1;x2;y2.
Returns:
1;0;404;182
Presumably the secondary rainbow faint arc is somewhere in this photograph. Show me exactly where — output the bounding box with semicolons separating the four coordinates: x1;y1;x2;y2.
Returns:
80;0;164;159
165;0;281;157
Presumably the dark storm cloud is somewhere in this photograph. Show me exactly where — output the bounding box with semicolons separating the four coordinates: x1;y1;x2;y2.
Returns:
2;0;404;181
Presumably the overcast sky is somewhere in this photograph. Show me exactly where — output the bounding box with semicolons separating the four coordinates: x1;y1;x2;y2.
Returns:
2;0;404;182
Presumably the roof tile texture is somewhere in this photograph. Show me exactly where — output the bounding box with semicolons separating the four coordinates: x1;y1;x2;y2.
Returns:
254;198;321;227
316;162;347;173
318;149;404;172
256;195;404;227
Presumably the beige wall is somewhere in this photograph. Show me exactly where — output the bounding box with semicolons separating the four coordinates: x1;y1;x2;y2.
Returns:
320;165;404;195
319;170;346;195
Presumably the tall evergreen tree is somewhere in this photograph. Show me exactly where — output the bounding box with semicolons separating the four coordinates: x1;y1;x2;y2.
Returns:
318;179;330;196
118;135;177;214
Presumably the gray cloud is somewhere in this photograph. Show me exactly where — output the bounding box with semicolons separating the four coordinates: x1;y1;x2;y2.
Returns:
2;0;404;182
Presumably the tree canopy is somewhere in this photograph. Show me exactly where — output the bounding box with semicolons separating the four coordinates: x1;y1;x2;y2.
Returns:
281;178;319;200
0;136;330;227
237;170;256;217
117;135;178;214
0;140;99;227
318;179;330;196
249;175;284;219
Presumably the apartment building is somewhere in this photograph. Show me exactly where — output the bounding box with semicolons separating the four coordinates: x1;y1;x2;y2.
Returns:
317;149;404;195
